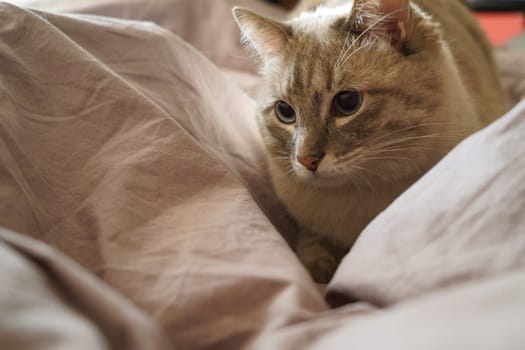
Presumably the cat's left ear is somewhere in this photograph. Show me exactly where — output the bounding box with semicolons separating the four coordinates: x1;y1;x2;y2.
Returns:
232;7;291;60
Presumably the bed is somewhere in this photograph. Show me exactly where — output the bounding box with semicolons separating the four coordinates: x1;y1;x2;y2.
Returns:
1;0;525;349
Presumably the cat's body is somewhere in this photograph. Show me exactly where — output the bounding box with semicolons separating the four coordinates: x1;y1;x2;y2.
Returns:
233;0;509;282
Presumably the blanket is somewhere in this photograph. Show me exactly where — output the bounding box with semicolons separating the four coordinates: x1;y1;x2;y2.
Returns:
1;1;524;349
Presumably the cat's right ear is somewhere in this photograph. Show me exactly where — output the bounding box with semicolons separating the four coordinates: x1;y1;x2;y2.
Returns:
232;7;291;60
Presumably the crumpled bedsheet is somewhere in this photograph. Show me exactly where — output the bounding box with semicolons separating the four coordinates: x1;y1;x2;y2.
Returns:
1;1;524;349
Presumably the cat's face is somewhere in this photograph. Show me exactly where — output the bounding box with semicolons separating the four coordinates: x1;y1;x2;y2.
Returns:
234;1;455;188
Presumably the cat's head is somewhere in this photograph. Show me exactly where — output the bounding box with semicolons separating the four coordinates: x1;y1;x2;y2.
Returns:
233;0;460;188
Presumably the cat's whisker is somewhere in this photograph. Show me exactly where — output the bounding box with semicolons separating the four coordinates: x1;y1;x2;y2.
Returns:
350;166;378;196
369;132;462;149
367;140;450;154
338;42;372;70
283;165;297;176
372;145;452;154
333;132;460;165
334;23;355;70
337;134;456;162
336;15;385;68
340;168;364;196
357;157;424;176
335;9;403;71
353;151;417;163
268;156;291;161
351;164;388;182
366;122;469;145
365;143;448;158
356;154;415;162
336;146;420;164
363;149;422;159
366;124;436;144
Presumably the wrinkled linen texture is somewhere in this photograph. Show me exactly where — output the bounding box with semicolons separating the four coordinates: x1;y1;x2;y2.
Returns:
1;1;525;350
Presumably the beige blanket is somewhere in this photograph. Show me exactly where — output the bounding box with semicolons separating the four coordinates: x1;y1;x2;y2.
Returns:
1;1;524;349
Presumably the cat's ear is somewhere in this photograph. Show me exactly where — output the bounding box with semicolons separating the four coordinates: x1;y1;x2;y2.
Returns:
377;0;413;46
353;0;413;49
232;7;291;60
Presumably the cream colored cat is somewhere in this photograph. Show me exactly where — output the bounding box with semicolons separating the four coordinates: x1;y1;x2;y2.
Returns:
233;0;508;282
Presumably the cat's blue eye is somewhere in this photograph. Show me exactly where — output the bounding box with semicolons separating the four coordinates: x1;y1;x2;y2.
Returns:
333;89;362;116
275;101;296;124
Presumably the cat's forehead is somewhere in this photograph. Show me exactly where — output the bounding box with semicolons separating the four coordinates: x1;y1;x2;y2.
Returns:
284;2;362;68
269;36;394;112
280;41;335;96
275;30;362;99
264;2;398;102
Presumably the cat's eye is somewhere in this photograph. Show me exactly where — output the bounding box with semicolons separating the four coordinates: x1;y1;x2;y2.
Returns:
333;89;362;116
274;101;296;124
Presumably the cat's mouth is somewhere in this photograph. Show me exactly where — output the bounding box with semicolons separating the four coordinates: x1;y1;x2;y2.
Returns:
297;174;349;188
291;161;352;188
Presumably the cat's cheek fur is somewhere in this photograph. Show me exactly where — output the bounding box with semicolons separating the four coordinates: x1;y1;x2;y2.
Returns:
259;115;294;144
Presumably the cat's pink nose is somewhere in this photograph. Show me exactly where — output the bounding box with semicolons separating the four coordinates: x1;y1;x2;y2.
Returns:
297;154;324;172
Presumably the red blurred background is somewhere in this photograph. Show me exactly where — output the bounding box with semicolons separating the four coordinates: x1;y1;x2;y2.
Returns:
475;12;524;45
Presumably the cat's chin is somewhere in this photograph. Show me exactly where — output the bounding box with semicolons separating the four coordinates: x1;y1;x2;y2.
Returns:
299;176;349;188
292;167;350;189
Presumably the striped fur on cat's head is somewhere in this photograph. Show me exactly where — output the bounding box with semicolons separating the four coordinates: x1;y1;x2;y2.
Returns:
233;0;470;188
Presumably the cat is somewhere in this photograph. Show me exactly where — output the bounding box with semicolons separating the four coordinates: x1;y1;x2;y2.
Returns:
233;0;509;282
